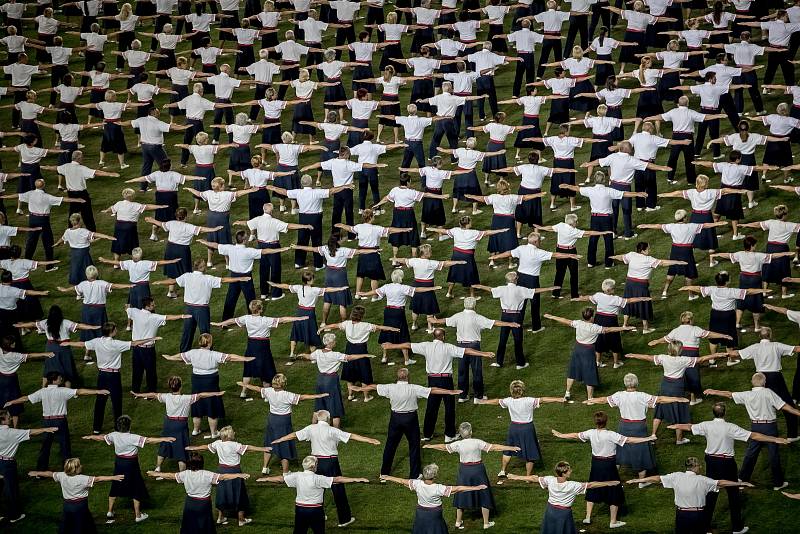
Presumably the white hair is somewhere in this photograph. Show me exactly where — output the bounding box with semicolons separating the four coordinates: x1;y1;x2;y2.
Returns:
674;209;687;222
422;463;439;480
601;278;616;293
85;265;99;280
390;269;404;283
322;332;337;346
623;373;639;389
302;455;318;471
458;422;472;439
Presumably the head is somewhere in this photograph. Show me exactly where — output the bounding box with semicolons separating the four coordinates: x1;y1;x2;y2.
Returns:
390;268;404;284
752;372;767;388
421;463;439;481
581;307;595;321
526;231;541;246
505;272;519;286
64;458;83;476
742;235;757;252
431;328;446;342
396;367;409;382
407;103;418;116
674;209;688;223
496;179;510;195
272;373;287;389
248;299;264;316
300;174;313;188
680;311;694;325
115;415;132;433
313;410;331;424
322;332;336;349
678;95;689;107
623;373;639;390
45;372;63;386
596;104;608;118
302;455;318;472
667;340;684;357
418;243;432;259
715;271;730;287
187;452;204;471
465;137;477;149
601;278;616;295
69;213;83;229
101;322;118;338
759;326;773;341
198;333;213;349
635;241;650;255
777;102;790;117
459;215;472;229
301;270;315;285
457;422;473;440
593;411;609;429
282;131;295;144
168;376;183;393
510;380;525;399
193;258;207;272
685;456;702;474
618;141;633;155
695;174;709;190
142;296;155;312
774;204;788;220
85;265;99;282
712;402;727;419
218;425;236;441
554;461;572;478
349;305;365;323
175;207;188;221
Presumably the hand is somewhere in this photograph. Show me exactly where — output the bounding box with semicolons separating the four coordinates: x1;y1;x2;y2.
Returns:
98;389;111;395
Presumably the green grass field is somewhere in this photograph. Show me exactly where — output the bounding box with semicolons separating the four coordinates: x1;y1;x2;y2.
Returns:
4;5;800;533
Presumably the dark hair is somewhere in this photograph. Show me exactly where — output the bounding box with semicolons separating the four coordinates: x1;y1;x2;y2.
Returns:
1;335;15;351
605;75;617;92
399;172;410;186
597;26;607;47
326;233;340;257
743;235;757;251
715;52;726;63
712;1;723;25
168;375;182;392
45;371;61;384
47;305;65;341
356;88;368;99
175;207;188;220
141;296;155;309
554;67;565;77
350;305;365;322
0;270;10;284
582;307;594;321
101;322;116;337
187;451;204;471
8;245;21;259
115;415;132;432
712;401;726;418
363;130;374;141
138;71;149;83
593;411;608;428
704;72;715;83
715;271;730;286
635;241;649;253
527;151;540;165
728;150;742;163
459;10;469;21
159;159;172;172
234;230;247;244
738;120;749;141
24;135;36;146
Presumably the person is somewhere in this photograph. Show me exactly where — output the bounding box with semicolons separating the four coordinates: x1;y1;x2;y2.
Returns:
154;259;250;352
131;376;224;473
292;332;373;427
60;321;157;433
738;204;800;299
212;299;306;399
104;190;165;260
53;214;112;286
628;457;754;534
637;210;727;298
610;241;686;333
357;269;440;366
257;455;369;534
626;341;727;445
318;305;398;402
354;367;460;479
146;452;250;534
81;415;174;523
186;426;270;527
270;410;381;528
423;421;519;530
5;372;109;470
381;463;487;534
668;402;789;534
475;380;564;480
472;274;555;369
551;411;657;528
98;248;179;312
382;328;494;442
587;374;688;483
28;458;124;534
0;409;57;523
504;461;621;534
0;338;54;427
704;373;800;490
545;310;634;400
162;333;252;439
238;373;328;475
725;325;800;436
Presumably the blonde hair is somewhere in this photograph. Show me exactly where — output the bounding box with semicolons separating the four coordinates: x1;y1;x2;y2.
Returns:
85;265;99;280
774;204;788;218
674;209;687;222
64;458;82;476
198;333;213;348
131;248;143;261
249;300;264;315
680;311;694;324
196;131;210;145
219;425;235;441
390;269;404;283
272;373;287;389
601;278;616;292
69;213;83;227
510;380;525;398
496;179;510;195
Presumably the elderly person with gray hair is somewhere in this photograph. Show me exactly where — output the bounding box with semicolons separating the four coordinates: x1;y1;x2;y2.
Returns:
423;422;520;530
258;455;369;534
705;373;800;490
637;209;728;299
420;80;484;159
271;410;380;528
381;463;487;534
587;373;687;484
293;332;374;428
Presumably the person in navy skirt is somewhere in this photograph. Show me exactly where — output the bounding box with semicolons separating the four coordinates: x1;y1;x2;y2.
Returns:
506;461;622;534
0;339;55;427
186;425;270;526
544;311;634;401
295;332;374;427
319;305;400;402
475;380;565;480
55;213;115;286
381;463;488;534
105;188;165;261
552;412;657;529
423;421;520;530
28;458;124;534
162;333;253;439
238;373;328;475
82;414;175;523
739;204;800;300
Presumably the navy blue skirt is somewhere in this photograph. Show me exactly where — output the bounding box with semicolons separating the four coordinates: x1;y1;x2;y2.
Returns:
61;498;96;534
541;503;576;534
248;188;270;219
206;210;231;244
110;455;148;501
548;97;570;124
622;279;653;321
43;340;77;382
411;278;439;315
570;79;597;111
586;456;623;505
0;374;22;416
594;313;622;354
715;190;743;221
229;145;251;172
453;462;495;510
422;188;446;226
316;373;345;418
101;122;127;154
488;214;516;253
292;101;315;134
654;377;690;423
165;242;191;278
667;245;698;279
68;247;93;286
515;186;543;227
265;413;296;460
323;267;352;306
321;138;340;164
356;250;385;280
341;341;373;384
378;307;410;344
568;342;600;386
128;283;151;309
180;496;214;534
636;88;663;119
112;221;139;255
616;419;655;471
159;416;190;461
323;82;347;106
412;506;448;534
273;164;299;195
216;464;250;514
482;140;507;173
291;307;322;347
709;308;737;347
551;161;576;197
155;191;178;222
690;210;717;251
191;373;225;419
737;272;764;313
244;337;276;383
763;242;791;284
80;305;106;341
194;166;215;192
505;421;541;462
453;170;482;200
514;115;543;149
447;249;479;287
388;209;420;247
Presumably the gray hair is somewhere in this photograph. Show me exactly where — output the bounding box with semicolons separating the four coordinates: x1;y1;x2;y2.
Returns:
593;171;607;185
421;463;439;480
300;174;313;187
281;131;295;144
565;213;578;226
390;269;404;283
458;422;472;439
601;278;616;293
235;112;249;126
465;137;476;149
623;373;639;389
324;48;336;61
752;372;766;387
322;332;337;346
302;455;318;471
314;410;330;423
85;265;99;280
674;209;687;222
463;296;477;310
131;247;143;261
